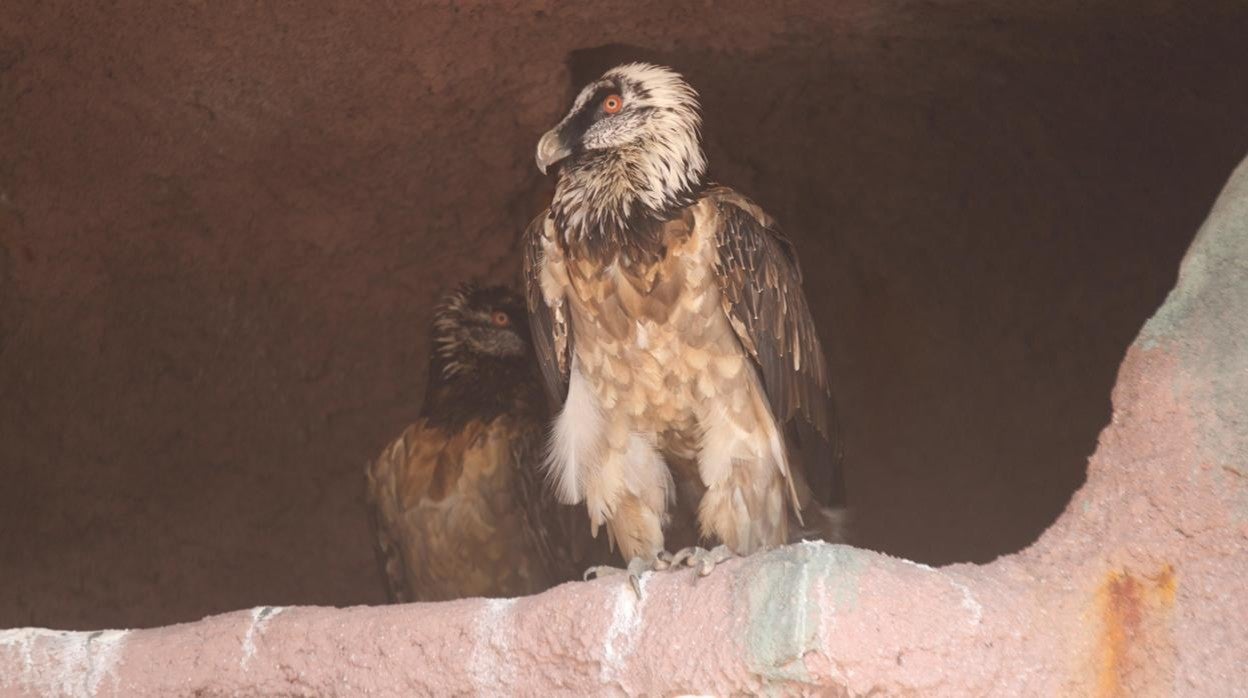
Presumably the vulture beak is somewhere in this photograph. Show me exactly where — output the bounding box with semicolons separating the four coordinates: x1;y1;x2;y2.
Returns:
536;128;571;175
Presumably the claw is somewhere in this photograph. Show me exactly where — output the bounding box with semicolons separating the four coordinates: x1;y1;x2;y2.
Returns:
582;557;656;598
697;545;735;576
583;565;622;582
652;550;674;571
667;544;736;577
669;546;704;569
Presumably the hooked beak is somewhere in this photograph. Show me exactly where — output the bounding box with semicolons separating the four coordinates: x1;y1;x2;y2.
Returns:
536;128;571;175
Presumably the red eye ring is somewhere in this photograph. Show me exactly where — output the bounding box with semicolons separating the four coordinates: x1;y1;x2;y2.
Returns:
602;94;623;114
491;311;511;327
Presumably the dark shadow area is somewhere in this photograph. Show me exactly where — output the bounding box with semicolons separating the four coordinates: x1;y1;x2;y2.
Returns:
1;1;1246;629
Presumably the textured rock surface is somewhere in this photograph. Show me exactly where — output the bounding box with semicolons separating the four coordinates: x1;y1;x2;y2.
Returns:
2;140;1246;698
3;0;1248;632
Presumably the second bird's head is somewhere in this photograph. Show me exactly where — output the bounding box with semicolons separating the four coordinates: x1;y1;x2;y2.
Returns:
431;283;530;381
535;63;707;214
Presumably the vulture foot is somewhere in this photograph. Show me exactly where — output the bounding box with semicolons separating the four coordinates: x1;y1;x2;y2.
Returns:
583;556;657;598
667;544;736;577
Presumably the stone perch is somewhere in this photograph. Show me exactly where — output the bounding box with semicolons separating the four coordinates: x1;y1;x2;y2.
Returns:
3;154;1248;696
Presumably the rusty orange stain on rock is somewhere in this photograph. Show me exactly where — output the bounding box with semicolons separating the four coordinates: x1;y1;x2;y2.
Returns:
1095;564;1177;697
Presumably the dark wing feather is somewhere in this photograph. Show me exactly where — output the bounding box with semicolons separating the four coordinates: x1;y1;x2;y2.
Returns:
708;187;845;507
522;211;571;407
518;214;615;569
512;422;614;582
364;424;421;603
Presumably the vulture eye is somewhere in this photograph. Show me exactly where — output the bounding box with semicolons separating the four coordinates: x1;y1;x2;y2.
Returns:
490;311;511;327
602;94;624;114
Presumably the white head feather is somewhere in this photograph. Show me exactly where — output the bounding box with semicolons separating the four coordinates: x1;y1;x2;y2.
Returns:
540;63;707;250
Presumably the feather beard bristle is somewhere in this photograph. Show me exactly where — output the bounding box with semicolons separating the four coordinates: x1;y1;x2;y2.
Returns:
431;282;479;379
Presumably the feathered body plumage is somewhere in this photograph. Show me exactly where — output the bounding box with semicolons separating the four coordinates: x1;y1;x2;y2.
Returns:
365;284;609;601
525;64;846;566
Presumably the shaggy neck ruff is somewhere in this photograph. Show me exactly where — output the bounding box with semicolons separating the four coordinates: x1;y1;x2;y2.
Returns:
551;147;705;266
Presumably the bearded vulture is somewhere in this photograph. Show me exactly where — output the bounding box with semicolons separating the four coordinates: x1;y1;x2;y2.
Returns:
366;284;610;601
523;63;846;583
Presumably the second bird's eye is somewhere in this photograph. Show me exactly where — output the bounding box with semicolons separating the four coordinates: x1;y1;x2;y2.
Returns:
602;94;623;114
491;311;511;327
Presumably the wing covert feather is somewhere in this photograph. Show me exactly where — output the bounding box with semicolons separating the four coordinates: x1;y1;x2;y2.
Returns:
522;211;571;407
705;187;844;505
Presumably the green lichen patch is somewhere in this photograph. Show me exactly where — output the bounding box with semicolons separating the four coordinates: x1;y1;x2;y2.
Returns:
1138;157;1248;472
738;542;868;690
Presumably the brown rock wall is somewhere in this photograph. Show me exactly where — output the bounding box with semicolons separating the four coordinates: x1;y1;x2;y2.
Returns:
1;1;1247;630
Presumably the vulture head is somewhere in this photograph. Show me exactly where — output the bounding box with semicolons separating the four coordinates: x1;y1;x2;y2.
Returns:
430;283;530;382
536;63;707;234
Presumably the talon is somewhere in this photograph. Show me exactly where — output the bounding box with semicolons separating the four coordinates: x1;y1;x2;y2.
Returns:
665;545;735;578
625;556;653;599
585;558;656;598
698;544;736;576
699;559;715;576
583;565;625;581
669;546;704;569
652;550;674;571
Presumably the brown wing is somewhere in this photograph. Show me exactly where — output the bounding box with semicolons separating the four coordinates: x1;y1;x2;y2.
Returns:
705;186;845;508
365;422;433;603
364;417;558;602
522;211;571;407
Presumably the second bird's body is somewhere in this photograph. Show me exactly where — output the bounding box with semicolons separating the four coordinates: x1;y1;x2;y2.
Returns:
366;285;609;601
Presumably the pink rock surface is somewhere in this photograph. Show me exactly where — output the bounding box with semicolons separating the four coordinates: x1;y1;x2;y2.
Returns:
3;143;1247;698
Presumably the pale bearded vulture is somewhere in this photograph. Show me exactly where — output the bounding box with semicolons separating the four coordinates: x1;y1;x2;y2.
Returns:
523;63;846;587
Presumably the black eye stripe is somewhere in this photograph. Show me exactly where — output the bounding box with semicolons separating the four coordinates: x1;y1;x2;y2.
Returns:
562;85;620;144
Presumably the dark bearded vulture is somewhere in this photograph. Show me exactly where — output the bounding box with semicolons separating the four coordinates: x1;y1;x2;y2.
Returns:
366;284;610;601
523;64;846;584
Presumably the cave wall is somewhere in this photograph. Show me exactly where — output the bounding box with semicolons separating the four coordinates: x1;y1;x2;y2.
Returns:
1;1;1247;630
2;152;1246;693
